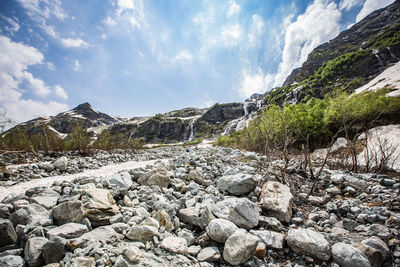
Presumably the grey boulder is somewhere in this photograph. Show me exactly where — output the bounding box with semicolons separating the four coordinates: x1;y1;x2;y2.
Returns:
206;218;239;243
259;181;293;223
52;200;84;225
47;223;88;239
0;219;17;247
0;255;25;267
217;173;257;196
223;229;259;266
332;242;371;267
287;228;331;261
213;197;259;229
24;237;48;267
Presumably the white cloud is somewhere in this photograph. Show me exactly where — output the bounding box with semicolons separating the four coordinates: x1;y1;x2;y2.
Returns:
0;15;20;33
22;71;51;97
248;15;264;46
73;60;81;71
339;0;363;11
113;0;146;29
221;24;241;46
17;0;67;20
46;62;55;70
104;17;117;26
0;35;67;124
174;51;193;63
238;69;273;97
237;0;343;97
54;85;68;100
61;38;90;48
101;33;107;40
227;1;240;17
356;0;396;22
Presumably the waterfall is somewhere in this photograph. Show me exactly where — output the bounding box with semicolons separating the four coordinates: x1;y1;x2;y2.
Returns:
373;49;384;71
223;119;240;136
257;100;262;109
243;102;249;117
387;47;399;61
188;117;198;141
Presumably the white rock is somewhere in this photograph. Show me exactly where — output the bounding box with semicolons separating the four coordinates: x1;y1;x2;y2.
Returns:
54;156;68;171
287;228;331;261
223;229;259;266
259;181;293;223
206;218;239;243
161;236;188;254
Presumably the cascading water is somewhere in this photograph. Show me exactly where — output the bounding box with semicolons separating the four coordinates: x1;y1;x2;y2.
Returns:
373;49;384;71
243;102;249;117
387;47;399;61
223;119;240;135
257;100;262;109
188;117;198;141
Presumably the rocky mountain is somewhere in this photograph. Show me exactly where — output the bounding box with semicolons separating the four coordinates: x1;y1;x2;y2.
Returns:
2;1;400;147
268;0;400;105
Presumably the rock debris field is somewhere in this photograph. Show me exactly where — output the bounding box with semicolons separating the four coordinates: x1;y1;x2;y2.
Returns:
0;146;399;266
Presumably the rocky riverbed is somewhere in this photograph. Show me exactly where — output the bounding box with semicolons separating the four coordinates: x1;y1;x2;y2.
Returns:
0;145;399;266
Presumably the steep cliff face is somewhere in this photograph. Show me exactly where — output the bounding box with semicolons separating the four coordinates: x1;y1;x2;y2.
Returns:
283;0;400;87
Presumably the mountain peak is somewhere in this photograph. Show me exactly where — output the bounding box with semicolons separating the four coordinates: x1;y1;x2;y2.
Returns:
73;102;94;112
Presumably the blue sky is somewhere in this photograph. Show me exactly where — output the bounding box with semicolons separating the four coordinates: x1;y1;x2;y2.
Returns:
0;0;395;125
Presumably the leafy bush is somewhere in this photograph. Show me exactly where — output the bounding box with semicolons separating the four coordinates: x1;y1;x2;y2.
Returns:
218;89;400;153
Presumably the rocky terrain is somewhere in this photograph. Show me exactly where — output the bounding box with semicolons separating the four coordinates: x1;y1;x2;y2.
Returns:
0;143;399;267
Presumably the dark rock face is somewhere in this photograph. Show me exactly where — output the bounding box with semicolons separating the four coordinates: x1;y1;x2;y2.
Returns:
283;0;400;87
200;103;244;124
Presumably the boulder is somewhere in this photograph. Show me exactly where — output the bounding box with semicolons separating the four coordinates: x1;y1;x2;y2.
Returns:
287;228;331;261
72;226;121;248
81;188;119;226
10;204;52;227
54;157;68;171
332;243;371;267
24;237;48;267
188;169;207;185
126;225;159;242
197;247;220;262
138;168;170;188
0;255;25;267
161;236;188;254
206;218;239;243
0;219;17;247
259;181;293;223
217;173;257;195
152;210;174;232
42;236;66;264
361;236;391;263
52;200;84;225
70;257;95;267
47;223;88;239
178;206;214;229
250;230;286;250
30;189;60;209
213;197;259;229
223;229;259;266
108;172;132;189
124;246;142;263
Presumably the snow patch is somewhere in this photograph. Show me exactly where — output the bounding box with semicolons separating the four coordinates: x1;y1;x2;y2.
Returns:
355;62;400;96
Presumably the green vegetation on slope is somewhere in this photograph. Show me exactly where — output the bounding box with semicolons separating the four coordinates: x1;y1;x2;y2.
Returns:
218;89;400;153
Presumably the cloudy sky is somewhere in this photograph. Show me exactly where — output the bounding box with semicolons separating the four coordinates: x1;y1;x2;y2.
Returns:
0;0;396;125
